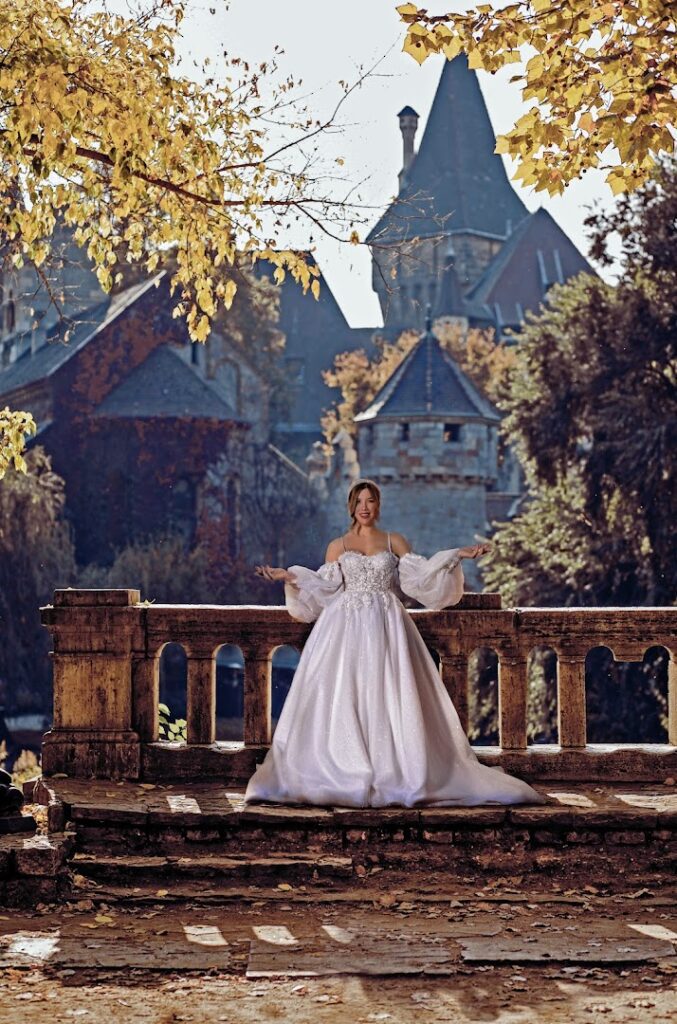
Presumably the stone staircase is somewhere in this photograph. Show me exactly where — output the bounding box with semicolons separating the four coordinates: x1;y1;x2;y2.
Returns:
3;776;668;909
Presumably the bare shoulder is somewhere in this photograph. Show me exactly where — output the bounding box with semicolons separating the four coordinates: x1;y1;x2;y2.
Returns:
324;537;344;563
389;532;412;556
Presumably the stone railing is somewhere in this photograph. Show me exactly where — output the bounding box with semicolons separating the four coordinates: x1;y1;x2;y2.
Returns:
40;589;677;783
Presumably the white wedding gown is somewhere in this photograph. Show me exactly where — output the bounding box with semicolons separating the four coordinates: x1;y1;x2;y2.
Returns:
244;541;544;808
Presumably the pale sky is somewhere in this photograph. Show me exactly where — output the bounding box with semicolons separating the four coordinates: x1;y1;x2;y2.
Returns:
176;1;619;326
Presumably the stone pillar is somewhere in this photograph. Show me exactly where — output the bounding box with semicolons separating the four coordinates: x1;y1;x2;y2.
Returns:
439;651;469;735
41;589;142;779
186;644;216;745
668;653;677;747
557;656;587;748
498;656;528;750
242;643;271;745
132;654;158;743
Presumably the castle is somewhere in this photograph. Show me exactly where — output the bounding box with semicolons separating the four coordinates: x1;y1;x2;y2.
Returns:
0;56;593;582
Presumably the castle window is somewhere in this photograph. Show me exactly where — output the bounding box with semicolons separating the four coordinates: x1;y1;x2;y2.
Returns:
400;422;410;443
285;357;305;385
5;292;15;334
443;423;461;443
169;477;196;544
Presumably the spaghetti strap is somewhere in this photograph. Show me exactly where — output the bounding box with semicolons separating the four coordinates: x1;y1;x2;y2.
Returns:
387;532;392;553
341;534;347;553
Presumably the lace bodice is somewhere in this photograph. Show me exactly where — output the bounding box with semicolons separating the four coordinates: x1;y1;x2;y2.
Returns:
339;549;398;593
285;544;465;622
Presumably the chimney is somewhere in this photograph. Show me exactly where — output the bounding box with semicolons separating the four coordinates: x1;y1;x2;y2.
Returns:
398;106;419;190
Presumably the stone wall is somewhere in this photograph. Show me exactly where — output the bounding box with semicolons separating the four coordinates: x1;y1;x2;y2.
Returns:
358;419;498;589
370;231;504;327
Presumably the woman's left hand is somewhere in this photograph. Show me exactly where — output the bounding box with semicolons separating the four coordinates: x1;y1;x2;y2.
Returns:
457;542;492;560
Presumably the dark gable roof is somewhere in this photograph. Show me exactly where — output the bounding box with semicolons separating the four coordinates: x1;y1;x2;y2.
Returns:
355;326;499;423
468;208;595;329
93;344;243;422
368;55;528;245
0;275;163;400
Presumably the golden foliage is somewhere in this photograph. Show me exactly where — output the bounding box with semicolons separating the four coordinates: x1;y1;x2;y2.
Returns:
0;407;36;478
0;1;325;340
397;2;676;196
0;0;340;470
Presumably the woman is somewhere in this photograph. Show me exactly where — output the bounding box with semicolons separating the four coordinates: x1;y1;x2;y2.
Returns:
246;479;544;808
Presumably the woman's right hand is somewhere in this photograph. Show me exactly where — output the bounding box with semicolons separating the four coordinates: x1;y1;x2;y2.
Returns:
254;565;297;585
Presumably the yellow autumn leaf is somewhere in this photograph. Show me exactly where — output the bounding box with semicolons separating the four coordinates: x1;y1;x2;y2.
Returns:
396;0;672;197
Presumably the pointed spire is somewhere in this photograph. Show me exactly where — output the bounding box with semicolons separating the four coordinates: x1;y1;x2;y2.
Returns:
368;55;528;244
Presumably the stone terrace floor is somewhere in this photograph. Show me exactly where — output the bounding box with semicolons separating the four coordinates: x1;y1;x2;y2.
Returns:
1;778;675;1022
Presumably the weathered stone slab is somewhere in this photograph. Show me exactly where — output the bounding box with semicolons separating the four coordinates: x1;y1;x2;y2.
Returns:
0;815;36;835
459;933;675;963
419;806;507;827
70;803;149;825
247;932;461;977
15;835;70;877
0;924;230;970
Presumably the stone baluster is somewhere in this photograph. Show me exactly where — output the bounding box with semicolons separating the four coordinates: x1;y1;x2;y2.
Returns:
241;643;272;745
132;652;159;743
439;650;469;734
186;643;217;745
668;652;677;746
41;589;142;779
557;655;587;748
498;655;528;750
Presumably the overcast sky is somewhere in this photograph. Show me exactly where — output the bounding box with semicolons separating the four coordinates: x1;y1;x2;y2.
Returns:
173;1;619;326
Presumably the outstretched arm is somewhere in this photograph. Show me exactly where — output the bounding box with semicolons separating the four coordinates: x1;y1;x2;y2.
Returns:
254;565;297;586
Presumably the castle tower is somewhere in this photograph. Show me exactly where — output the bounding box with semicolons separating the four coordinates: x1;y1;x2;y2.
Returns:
368;55;528;333
354;312;500;589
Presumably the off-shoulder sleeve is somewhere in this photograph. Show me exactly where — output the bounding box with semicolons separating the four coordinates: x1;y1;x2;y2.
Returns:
284;561;344;623
397;549;464;610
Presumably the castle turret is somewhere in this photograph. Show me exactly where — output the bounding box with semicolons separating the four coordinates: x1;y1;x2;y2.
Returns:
354;311;499;588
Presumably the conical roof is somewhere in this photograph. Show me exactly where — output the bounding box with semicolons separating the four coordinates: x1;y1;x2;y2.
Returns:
354;315;499;424
368;55;528;244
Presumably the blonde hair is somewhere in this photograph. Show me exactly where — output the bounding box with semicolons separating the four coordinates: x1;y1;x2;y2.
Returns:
347;479;381;528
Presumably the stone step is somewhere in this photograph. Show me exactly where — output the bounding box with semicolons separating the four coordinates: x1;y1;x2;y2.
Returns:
71;850;355;886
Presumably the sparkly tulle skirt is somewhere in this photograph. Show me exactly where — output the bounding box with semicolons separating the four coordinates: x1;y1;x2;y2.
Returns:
244;579;544;808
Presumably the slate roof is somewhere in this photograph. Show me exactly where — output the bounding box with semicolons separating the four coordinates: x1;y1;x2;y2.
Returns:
355;320;499;423
368;55;528;245
0;275;164;399
432;247;493;325
467;208;595;331
93;344;243;422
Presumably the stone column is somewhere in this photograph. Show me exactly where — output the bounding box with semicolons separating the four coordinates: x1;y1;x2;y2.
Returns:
132;653;158;743
41;589;142;779
439;651;469;735
557;656;587;748
498;656;528;750
186;644;216;745
241;643;271;745
668;653;677;747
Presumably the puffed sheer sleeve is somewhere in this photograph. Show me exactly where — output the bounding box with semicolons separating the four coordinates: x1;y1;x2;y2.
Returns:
284;561;344;623
397;549;464;610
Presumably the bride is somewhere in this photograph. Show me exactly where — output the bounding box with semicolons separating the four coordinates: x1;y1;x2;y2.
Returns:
245;479;544;808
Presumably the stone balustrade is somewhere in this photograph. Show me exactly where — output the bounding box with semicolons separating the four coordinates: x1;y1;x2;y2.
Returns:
40;590;677;783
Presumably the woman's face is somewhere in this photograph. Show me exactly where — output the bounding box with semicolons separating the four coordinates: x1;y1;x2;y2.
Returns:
354;487;378;527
